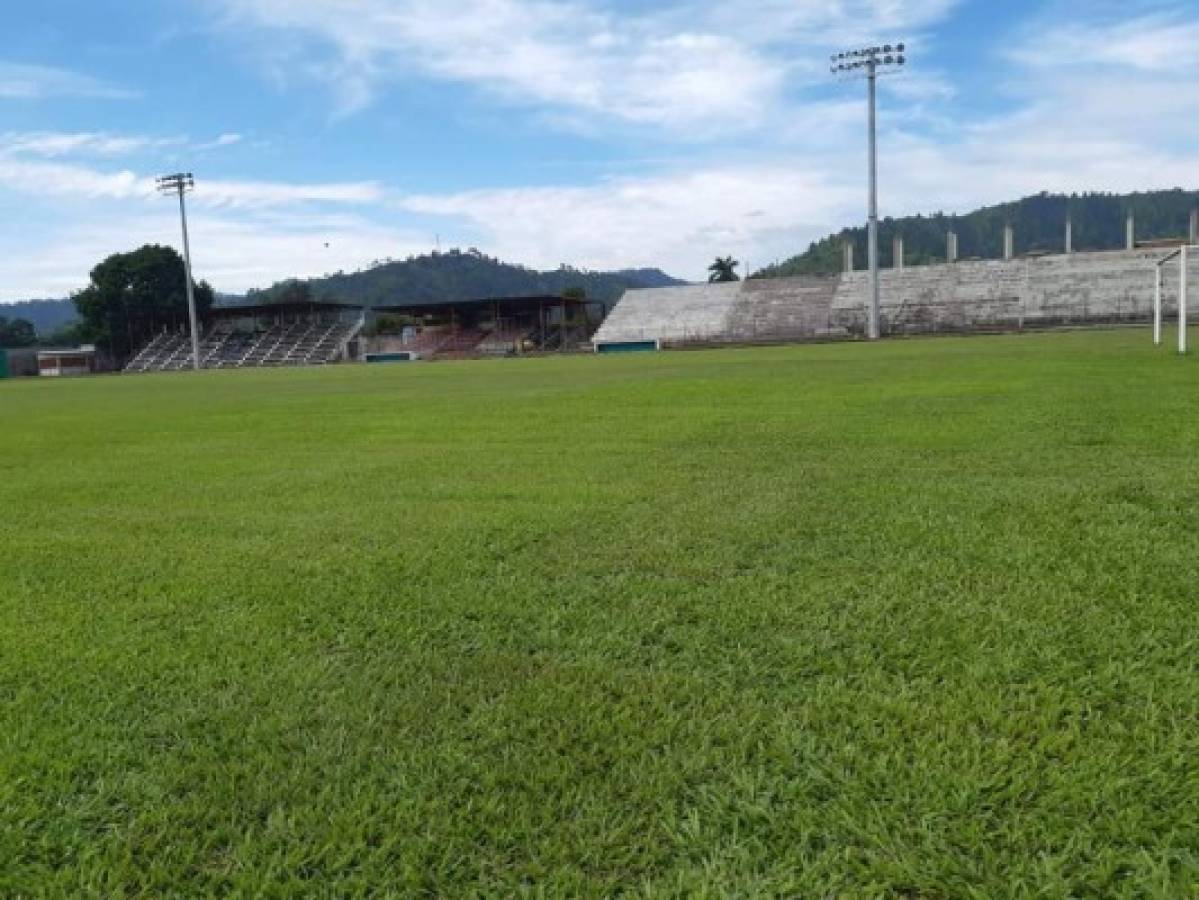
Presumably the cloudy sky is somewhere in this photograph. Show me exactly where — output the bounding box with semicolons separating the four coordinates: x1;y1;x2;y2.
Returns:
2;0;1198;299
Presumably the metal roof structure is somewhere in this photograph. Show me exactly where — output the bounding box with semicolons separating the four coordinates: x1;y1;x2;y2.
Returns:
207;299;364;319
372;294;590;315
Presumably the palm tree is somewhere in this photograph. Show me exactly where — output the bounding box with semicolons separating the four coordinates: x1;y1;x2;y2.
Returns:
708;256;741;283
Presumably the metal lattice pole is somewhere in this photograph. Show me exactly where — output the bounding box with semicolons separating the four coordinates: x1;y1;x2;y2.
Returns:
157;173;200;371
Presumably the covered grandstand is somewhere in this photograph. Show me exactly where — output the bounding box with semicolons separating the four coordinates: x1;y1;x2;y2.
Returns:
126;299;364;373
363;294;603;358
124;293;605;373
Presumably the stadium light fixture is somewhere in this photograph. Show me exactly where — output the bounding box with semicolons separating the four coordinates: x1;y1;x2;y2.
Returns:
831;43;907;341
157;173;201;372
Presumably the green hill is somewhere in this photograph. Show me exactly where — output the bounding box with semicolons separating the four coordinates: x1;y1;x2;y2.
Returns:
240;249;684;310
757;189;1199;278
0;298;77;336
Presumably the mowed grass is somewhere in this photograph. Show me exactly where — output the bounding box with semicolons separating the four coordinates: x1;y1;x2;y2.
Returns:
2;330;1198;896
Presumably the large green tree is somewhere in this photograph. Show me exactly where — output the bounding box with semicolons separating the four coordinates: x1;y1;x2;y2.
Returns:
73;245;213;362
0;316;37;348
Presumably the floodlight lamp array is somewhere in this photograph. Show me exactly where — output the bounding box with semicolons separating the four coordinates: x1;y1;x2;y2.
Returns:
156;172;195;194
830;42;906;74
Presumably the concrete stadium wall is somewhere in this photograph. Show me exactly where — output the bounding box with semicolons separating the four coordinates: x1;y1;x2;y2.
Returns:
594;247;1198;346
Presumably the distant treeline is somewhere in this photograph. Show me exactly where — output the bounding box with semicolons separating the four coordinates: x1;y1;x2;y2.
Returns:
756;189;1199;278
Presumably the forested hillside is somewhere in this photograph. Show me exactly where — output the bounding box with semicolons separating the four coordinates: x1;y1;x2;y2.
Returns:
0;299;77;336
756;189;1199;278
241;249;684;309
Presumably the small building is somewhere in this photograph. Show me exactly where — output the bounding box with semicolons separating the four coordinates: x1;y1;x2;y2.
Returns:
38;347;97;377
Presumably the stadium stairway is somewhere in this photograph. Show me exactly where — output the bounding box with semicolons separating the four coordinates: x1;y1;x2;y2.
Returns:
723;276;844;342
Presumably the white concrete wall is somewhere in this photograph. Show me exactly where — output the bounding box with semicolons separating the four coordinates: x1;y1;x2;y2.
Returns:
595;247;1199;344
594;282;742;344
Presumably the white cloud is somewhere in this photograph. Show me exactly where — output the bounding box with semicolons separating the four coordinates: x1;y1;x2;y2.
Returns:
1;130;254;161
0;157;153;200
0;153;381;208
0;132;184;158
195;132;244;151
207;0;958;129
0;209;432;299
0;62;137;100
200;177;382;207
1010;12;1199;74
399;164;857;277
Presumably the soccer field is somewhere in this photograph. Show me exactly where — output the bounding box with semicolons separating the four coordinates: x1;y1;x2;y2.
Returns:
2;330;1197;895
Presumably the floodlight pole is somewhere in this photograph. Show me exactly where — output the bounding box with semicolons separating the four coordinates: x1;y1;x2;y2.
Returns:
158;173;201;371
866;59;880;341
832;43;906;341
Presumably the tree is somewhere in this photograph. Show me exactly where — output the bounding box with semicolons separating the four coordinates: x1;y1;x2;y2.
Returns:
0;316;37;348
272;280;313;305
708;256;741;283
72;245;213;363
40;322;86;348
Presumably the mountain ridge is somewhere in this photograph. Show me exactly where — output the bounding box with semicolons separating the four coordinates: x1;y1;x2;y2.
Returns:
238;250;685;310
755;189;1199;278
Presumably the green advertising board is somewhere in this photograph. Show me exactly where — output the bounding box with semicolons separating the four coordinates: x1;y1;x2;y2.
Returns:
0;349;9;379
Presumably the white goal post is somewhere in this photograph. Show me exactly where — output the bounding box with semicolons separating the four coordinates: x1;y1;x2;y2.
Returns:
1154;244;1194;354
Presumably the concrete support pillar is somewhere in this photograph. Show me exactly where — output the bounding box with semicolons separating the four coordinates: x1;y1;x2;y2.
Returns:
946;231;958;263
1126;212;1135;250
1003;224;1014;261
1065;216;1073;254
893;236;904;270
843;241;854;273
1190;208;1198;244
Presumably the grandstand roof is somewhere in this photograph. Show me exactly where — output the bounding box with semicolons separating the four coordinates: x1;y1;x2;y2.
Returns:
374;294;590;314
208;299;364;319
208;295;589;321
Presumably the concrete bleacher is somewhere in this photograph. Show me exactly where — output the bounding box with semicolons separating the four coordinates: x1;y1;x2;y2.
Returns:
592;281;742;344
594;247;1199;347
125;332;188;373
725;276;842;342
125;317;360;373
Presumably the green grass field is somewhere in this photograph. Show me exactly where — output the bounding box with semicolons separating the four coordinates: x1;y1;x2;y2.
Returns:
2;330;1197;896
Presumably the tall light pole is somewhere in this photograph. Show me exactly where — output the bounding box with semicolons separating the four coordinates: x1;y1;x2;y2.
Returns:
157;172;201;371
832;43;906;341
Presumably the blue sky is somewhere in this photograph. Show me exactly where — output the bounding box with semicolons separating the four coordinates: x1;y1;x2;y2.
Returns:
2;0;1198;299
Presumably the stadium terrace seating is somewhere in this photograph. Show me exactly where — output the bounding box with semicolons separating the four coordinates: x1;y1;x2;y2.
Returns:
477;325;532;355
724;276;843;342
593;282;742;346
436;327;488;355
398;328;451;354
125;331;186;372
125;316;361;373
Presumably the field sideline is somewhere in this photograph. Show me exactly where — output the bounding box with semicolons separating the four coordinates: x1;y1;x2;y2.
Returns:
2;330;1197;895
